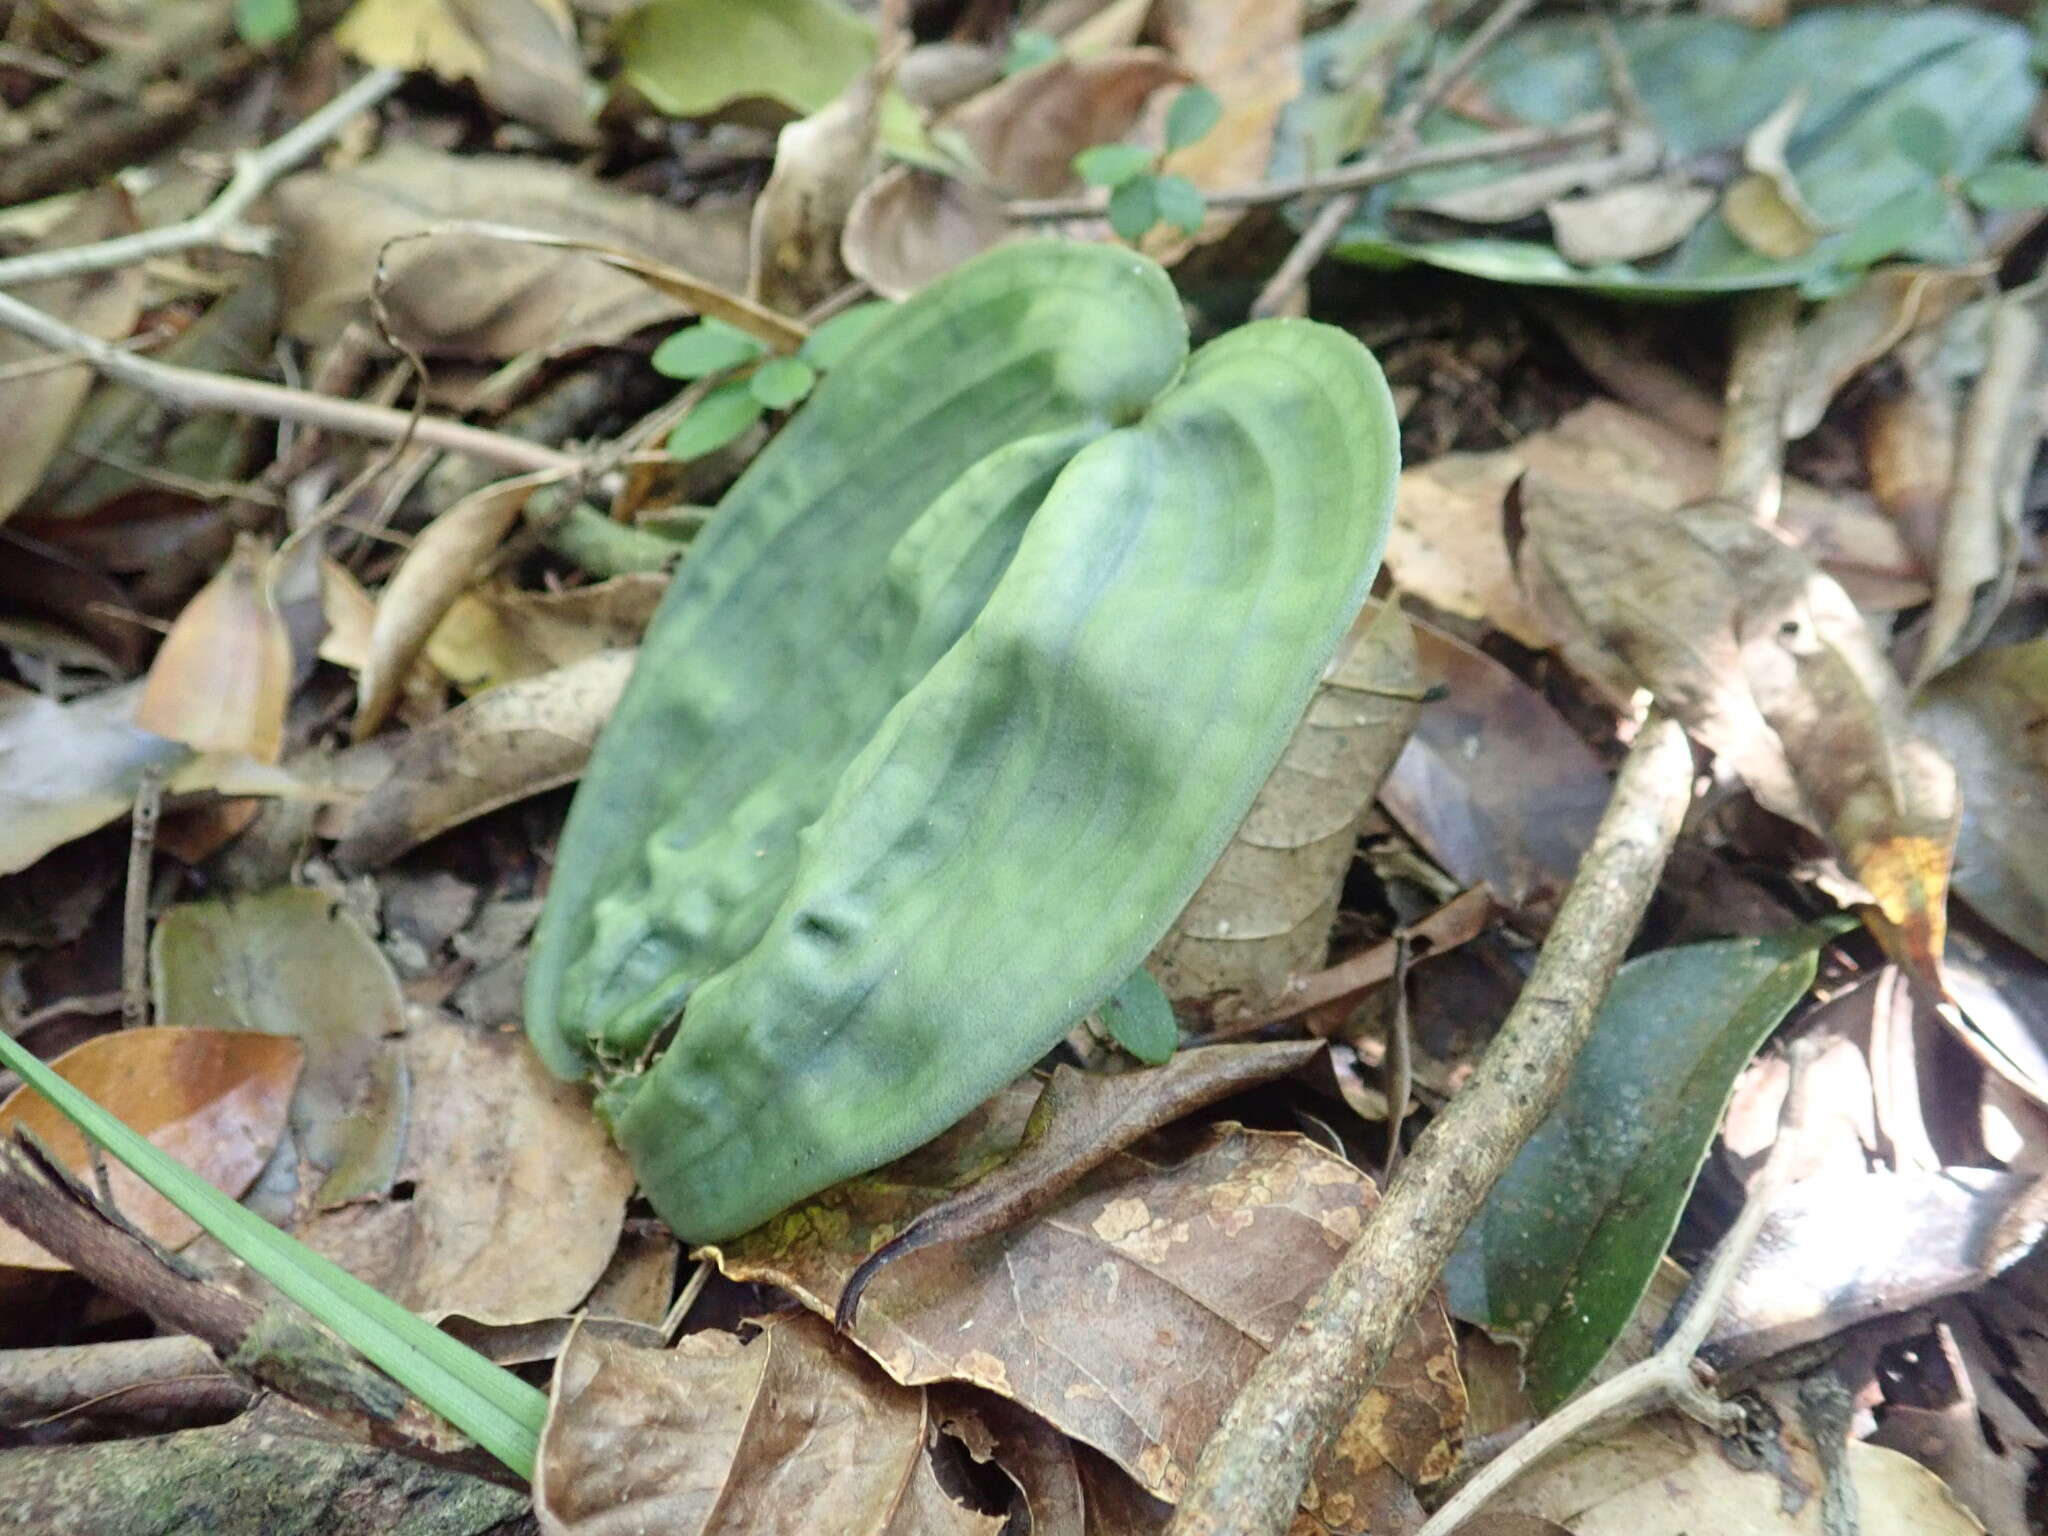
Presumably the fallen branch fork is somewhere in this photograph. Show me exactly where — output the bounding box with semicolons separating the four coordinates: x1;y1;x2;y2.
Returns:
1167;714;1695;1535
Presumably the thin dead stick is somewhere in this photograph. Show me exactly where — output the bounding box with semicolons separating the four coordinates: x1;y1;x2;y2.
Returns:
121;765;165;1032
1414;1038;1819;1536
1250;0;1545;318
0;287;579;476
0;69;403;289
1166;714;1694;1536
1008;112;1616;221
1717;288;1802;523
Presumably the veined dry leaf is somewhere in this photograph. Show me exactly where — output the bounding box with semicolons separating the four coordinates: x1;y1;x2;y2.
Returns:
353;471;562;741
1546;179;1715;267
1784;266;1979;440
135;533;291;763
843;167;1010;300
0;681;311;876
338;0;598;144
536;1313;1001;1536
152;885;408;1207
0;1028;300;1271
333;649;634;870
270;147;750;357
1722;87;1826;259
1150;601;1419;1024
1147;0;1301;253
1514;478;1958;974
709;1083;1466;1512
0;187;144;522
427;573;668;696
298;1012;632;1324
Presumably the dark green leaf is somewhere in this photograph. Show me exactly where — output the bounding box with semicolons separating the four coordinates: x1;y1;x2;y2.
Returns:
749;357;817;408
1152;173;1207;235
666;380;764;460
651;319;769;380
1074;143;1156;190
1445;926;1839;1409
1964;158;2048;210
1108;175;1160;242
1099;968;1179;1064
1833;182;1952;269
1165;84;1223;153
234;0;296;45
1890;104;1956;177
1004;29;1059;76
798;301;893;369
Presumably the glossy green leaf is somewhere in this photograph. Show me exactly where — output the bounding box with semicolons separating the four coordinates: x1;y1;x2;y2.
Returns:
1445;925;1840;1409
529;242;1399;1242
1108;176;1160;242
797;301;893;369
1165;84;1223;153
1965;158;2048;210
1152;174;1207;235
1075;143;1156;189
0;1029;546;1479
748;357;817;409
1100;969;1179;1065
1325;8;2033;294
651;319;767;380
665;379;764;461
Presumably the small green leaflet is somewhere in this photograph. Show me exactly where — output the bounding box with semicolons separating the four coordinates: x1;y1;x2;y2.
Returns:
749;357;818;409
234;0;296;45
1074;143;1155;190
1098;968;1179;1065
652;319;769;380
668;379;765;460
1108;176;1160;243
1165;85;1222;153
1889;103;1955;177
1965;158;2048;210
0;1028;547;1479
1152;174;1207;235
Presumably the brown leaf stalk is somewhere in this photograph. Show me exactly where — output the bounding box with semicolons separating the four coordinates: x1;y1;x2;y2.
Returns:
1165;713;1694;1536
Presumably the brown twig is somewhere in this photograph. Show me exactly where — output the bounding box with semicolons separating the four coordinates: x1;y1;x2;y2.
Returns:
1718;288;1803;523
120;766;164;1033
0;1337;246;1431
1414;1037;1819;1536
1166;715;1694;1536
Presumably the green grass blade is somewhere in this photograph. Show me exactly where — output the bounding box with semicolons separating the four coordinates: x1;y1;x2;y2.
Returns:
0;1029;547;1479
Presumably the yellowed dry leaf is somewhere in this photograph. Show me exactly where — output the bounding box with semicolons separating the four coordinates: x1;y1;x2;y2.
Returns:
1722;89;1824;260
136;533;292;762
426;573;667;695
337;0;597;144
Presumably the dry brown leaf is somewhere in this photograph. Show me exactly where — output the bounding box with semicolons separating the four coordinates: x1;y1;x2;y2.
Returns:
0;187;144;522
427;573;667;696
1863;357;1958;573
1784;266;1979;439
332;648;633;870
710;1084;1466;1514
337;0;598;144
1146;0;1301;254
1514;478;1958;974
536;1312;1002;1536
270;146;750;357
1545;179;1715;267
1150;601;1420;1024
0;1028;300;1271
300;1011;631;1324
0;528;146;676
1379;619;1612;922
843;166;1011;300
135;533;291;763
836;1042;1324;1327
1722;88;1825;260
152;884;409;1208
353;471;562;741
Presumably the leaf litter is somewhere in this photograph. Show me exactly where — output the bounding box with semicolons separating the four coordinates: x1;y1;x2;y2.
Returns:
1;2;2047;1532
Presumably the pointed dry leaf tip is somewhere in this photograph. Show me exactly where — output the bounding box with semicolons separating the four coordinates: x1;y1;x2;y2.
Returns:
136;533;292;763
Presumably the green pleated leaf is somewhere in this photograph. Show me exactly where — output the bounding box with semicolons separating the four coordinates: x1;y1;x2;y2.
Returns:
0;1029;546;1479
1445;923;1845;1409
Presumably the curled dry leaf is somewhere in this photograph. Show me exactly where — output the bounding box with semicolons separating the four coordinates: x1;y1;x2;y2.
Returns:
1722;87;1827;259
427;573;668;696
1864;355;1958;573
1783;266;1979;440
537;1312;1001;1536
352;470;563;742
152;884;408;1207
1149;601;1420;1025
0;1027;301;1271
844;167;1010;300
1546;179;1715;267
1514;477;1958;975
271;146;750;357
709;1082;1466;1513
333;649;635;870
0;187;144;522
337;0;598;145
135;533;292;763
299;1013;632;1324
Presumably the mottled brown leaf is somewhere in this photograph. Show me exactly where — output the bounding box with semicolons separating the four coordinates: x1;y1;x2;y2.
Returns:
0;1028;300;1270
135;533;291;763
427;574;668;697
710;1087;1465;1513
536;1312;1001;1535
